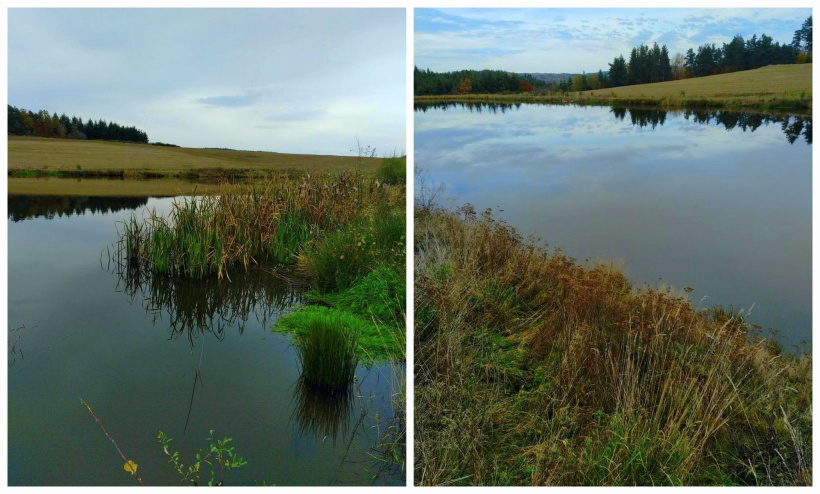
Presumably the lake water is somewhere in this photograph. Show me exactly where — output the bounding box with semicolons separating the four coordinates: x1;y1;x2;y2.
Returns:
415;103;812;349
7;195;404;486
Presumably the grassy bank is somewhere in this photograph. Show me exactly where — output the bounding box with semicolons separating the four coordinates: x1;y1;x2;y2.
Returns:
415;205;811;486
415;64;812;113
271;160;407;472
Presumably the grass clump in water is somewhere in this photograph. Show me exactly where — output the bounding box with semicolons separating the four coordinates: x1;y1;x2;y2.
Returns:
414;205;811;486
275;306;402;363
286;307;359;390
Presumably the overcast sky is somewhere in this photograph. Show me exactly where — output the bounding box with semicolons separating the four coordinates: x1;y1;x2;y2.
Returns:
415;8;811;74
9;9;406;155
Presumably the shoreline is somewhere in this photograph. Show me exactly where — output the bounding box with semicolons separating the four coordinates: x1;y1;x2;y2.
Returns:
414;93;812;114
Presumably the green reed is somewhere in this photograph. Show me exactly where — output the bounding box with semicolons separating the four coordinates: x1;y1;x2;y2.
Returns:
294;310;360;390
115;171;397;279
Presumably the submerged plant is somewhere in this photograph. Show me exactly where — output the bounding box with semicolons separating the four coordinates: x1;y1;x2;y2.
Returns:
80;398;145;486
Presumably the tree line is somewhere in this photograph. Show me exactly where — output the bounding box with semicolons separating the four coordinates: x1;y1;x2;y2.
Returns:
558;16;810;92
8;105;149;143
414;68;546;96
681;33;802;78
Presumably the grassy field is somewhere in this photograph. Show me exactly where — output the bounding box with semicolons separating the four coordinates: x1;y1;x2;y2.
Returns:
7;136;391;195
9;136;380;173
415;205;811;486
415;64;812;112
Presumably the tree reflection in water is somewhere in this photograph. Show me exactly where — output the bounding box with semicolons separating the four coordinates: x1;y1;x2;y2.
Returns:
414;101;812;144
109;258;304;430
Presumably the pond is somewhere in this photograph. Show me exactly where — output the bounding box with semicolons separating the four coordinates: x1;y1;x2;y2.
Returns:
415;103;811;349
7;194;404;486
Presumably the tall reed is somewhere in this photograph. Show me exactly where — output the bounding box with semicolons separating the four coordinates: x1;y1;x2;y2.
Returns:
115;171;398;279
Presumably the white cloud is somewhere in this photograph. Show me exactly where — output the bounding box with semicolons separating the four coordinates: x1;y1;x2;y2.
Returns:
415;8;810;73
9;9;406;155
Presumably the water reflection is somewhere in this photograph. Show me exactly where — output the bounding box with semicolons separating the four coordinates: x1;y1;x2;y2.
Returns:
292;377;355;445
415;101;521;114
109;259;305;430
610;107;667;128
682;109;811;144
110;261;303;339
414;101;812;144
8;195;149;222
416;103;811;348
8;194;403;485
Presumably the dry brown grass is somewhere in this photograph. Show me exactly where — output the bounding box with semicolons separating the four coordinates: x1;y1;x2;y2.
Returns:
415;205;811;486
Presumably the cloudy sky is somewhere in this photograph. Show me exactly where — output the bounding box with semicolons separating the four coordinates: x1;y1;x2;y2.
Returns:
415;8;811;74
9;9;406;155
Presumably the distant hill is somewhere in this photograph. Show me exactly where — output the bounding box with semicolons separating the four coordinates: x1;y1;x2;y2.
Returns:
517;73;579;84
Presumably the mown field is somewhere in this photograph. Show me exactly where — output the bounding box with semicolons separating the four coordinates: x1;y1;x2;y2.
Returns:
415;64;812;112
8;136;388;196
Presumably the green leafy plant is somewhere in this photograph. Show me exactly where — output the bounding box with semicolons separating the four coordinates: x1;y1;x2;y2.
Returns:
158;430;248;486
375;154;406;185
298;207;405;293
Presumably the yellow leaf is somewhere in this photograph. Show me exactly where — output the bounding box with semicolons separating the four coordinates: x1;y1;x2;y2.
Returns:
124;460;138;475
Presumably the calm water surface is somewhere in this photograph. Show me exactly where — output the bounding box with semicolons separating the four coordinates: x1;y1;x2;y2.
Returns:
415;103;811;348
8;195;403;486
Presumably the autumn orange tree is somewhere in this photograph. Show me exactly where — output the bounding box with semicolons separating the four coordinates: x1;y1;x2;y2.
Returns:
456;77;472;95
517;80;534;92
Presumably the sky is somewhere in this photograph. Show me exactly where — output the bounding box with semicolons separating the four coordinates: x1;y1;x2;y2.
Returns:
415;8;811;74
9;9;406;155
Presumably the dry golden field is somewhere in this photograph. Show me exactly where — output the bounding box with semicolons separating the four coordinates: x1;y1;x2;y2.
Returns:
8;136;380;174
8;136;384;195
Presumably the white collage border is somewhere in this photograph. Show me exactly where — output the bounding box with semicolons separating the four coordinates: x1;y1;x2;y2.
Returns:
1;1;817;492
